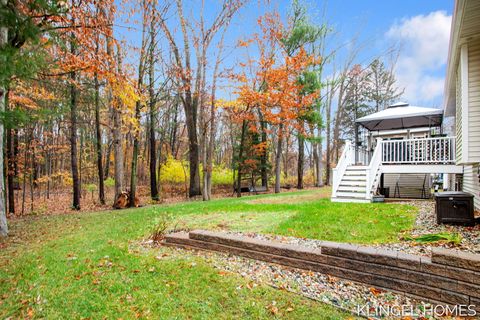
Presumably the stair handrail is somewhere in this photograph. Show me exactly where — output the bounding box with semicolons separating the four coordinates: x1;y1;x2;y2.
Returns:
365;138;383;200
332;140;354;196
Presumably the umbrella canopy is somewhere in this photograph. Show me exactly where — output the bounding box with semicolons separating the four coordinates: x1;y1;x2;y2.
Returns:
356;102;443;131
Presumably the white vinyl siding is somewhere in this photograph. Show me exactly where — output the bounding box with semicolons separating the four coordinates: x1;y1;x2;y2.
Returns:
460;39;480;210
468;39;480;161
456;62;463;163
462;164;480;210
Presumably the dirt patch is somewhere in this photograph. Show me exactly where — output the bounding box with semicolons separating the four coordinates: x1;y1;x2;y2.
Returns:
174;210;297;234
247;188;331;205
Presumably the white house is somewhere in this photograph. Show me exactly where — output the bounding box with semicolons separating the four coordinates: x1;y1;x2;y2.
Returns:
443;0;480;210
332;0;480;205
331;103;462;202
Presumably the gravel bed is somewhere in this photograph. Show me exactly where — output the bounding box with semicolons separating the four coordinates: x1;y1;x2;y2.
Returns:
156;245;442;319
377;200;480;255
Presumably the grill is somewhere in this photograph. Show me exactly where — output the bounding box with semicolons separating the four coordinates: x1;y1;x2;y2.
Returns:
434;192;475;226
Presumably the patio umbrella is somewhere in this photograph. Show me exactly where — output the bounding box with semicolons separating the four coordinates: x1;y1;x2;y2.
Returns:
356;102;443;131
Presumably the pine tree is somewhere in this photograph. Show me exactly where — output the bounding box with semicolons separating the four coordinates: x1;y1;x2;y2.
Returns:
368;58;403;111
341;65;374;143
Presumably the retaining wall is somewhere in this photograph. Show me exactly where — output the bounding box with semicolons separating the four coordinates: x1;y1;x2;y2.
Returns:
164;230;480;308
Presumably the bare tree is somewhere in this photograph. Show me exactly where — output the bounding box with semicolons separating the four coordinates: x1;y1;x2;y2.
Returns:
148;4;159;201
94;6;105;205
130;0;149;207
158;0;246;198
203;27;228;200
69;32;81;210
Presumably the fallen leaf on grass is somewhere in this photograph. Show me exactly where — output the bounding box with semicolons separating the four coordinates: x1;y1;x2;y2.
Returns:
155;253;169;260
267;302;279;316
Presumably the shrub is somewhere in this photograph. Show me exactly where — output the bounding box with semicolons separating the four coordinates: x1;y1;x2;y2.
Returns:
160;155;233;187
150;209;173;244
104;177;115;188
160;156;188;184
84;183;97;193
211;165;234;186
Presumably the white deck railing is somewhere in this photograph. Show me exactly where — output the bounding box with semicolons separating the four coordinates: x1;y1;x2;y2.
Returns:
332;140;354;196
381;137;455;164
355;146;371;166
365;139;383;200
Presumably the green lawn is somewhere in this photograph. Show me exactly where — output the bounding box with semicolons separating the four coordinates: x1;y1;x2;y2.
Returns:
0;188;416;319
171;188;417;244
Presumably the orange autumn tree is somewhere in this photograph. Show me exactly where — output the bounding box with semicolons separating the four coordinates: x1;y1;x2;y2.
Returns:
232;13;320;195
18;0;139;209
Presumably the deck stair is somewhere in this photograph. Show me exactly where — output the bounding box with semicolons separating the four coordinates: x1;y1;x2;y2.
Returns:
331;166;370;203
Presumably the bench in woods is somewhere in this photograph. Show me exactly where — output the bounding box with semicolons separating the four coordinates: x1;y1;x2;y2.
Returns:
250;185;267;193
233;185;268;194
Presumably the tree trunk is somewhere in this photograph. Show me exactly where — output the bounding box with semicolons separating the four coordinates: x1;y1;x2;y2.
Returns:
0;10;8;234
169;101;178;156
78;128;83;195
185;105;201;197
297;133;304;189
94;33;105;205
21;131;29;215
94;73;105;204
317;137;323;186
206;40;223;199
70;36;81;210
104;140;112;180
129;100;141;207
130;5;148;207
258;111;268;188
198;47;208;201
176;0;200;198
205;108;215;199
148;35;158;201
112;99;124;198
274;124;283;193
7;127;14;215
325;91;332;185
112;50;124;200
283;134;289;180
46;127;52;199
236;120;248;198
333;82;345;163
30;134;35;213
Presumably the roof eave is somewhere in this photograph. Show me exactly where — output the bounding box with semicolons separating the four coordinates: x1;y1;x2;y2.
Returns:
443;0;466;116
356;110;444;123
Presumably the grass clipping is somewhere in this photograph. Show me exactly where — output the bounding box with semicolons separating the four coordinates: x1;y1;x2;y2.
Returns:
403;232;462;245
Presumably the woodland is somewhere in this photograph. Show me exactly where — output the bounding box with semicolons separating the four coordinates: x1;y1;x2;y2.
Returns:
0;0;403;237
